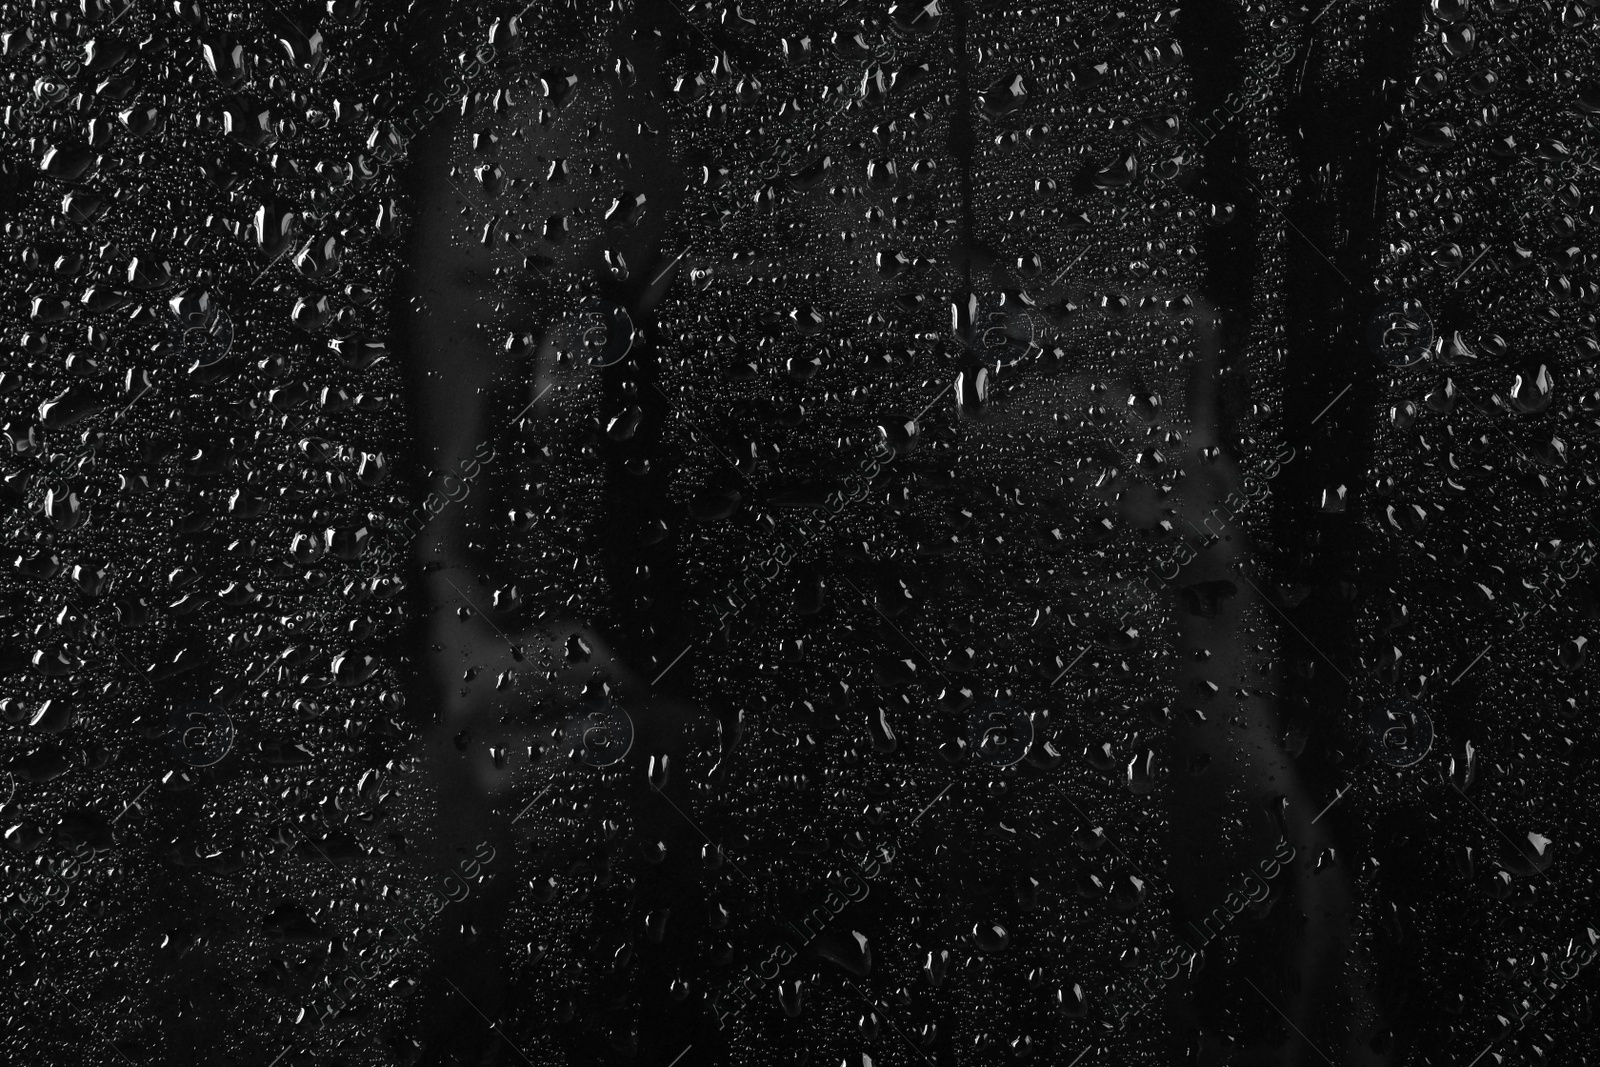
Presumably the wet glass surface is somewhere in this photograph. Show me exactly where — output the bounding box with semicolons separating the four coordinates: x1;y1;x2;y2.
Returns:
2;0;1599;1064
